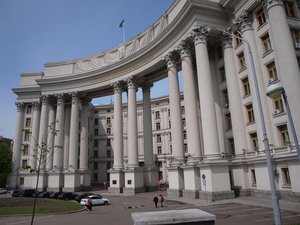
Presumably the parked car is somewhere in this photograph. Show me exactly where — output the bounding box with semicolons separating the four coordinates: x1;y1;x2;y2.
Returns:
58;192;78;200
80;195;110;206
38;191;54;198
0;188;7;194
75;192;94;203
49;192;62;199
11;190;23;197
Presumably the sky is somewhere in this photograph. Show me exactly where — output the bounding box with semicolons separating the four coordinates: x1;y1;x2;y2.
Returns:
0;0;182;139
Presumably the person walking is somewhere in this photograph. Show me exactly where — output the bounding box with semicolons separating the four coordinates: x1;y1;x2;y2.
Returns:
87;196;92;211
153;195;159;208
159;194;164;208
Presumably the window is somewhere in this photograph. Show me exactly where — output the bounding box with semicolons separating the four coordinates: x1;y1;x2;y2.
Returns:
228;138;235;155
94;140;98;147
238;52;246;70
157;134;162;143
169;120;171;129
281;167;291;186
107;161;111;169
225;113;232;130
184;143;188;153
94;150;98;158
106;117;111;125
222;89;229;105
94;162;98;170
107;127;111;135
22;160;28;169
20;177;24;185
266;61;278;83
290;29;300;48
182;118;186;127
26;105;32;114
94;129;98;136
157;146;162;155
107;139;111;147
107;150;111;158
284;0;296;17
234;30;242;46
155;111;160;119
93;173;98;182
246;104;255;123
219;66;226;82
277;124;290;146
256;8;266;27
23;145;29;155
250;132;258;151
156;122;161;130
261;33;272;53
25;118;31;127
242;77;251;96
251;169;257;186
168;109;170;117
274;97;284;113
181;106;185;115
94;118;99;126
183;130;187;140
24;130;30;141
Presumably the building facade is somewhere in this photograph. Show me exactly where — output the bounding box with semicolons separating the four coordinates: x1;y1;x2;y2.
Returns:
9;0;300;201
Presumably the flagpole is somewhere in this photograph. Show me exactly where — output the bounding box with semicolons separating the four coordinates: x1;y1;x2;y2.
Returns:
123;26;125;43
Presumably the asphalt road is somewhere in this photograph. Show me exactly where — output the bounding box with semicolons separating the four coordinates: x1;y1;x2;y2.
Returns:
1;191;300;225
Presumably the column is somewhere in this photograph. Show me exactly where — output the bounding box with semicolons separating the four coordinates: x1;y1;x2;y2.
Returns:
29;102;40;169
142;83;159;191
46;102;56;171
142;83;154;167
126;77;139;168
163;52;184;197
222;34;247;156
236;11;274;148
164;52;185;162
109;81;125;193
48;94;65;191
266;0;300;136
63;106;71;170
37;95;49;189
79;98;91;189
53;94;65;171
193;26;220;159
64;92;80;192
123;77;144;194
179;41;202;162
193;25;232;200
7;102;25;188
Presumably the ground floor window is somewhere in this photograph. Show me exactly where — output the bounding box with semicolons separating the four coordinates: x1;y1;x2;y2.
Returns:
281;167;291;187
251;169;257;187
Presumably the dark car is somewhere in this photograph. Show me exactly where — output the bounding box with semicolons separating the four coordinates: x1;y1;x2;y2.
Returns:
57;192;78;200
38;191;54;198
49;192;62;199
11;190;23;197
75;192;94;203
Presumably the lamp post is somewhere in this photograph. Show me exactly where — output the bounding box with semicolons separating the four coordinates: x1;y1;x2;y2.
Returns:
193;24;282;225
267;82;300;163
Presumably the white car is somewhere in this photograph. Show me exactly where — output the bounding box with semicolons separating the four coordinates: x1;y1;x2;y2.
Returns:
80;195;110;206
0;188;7;194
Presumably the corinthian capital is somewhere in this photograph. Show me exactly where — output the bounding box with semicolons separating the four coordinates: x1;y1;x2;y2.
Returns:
41;95;49;105
162;51;179;68
125;77;137;89
15;102;24;112
32;101;40;111
70;92;79;104
55;94;65;106
192;24;209;45
177;40;192;59
222;28;233;49
112;81;123;93
233;10;253;33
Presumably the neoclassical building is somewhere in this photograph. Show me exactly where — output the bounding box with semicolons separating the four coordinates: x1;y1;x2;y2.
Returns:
9;0;300;201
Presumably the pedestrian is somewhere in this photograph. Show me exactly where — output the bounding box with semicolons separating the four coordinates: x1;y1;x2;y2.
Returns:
159;194;164;208
153;195;159;208
86;196;92;211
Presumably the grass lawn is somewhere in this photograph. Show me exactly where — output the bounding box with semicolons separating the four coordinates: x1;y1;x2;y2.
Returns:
0;197;83;215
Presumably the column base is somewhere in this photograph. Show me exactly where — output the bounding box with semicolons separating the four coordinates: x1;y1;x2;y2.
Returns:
37;171;48;191
166;166;184;196
167;188;183;197
109;169;125;193
182;165;201;198
198;190;234;202
48;171;64;192
80;170;91;191
143;166;159;192
63;170;81;192
123;167;144;194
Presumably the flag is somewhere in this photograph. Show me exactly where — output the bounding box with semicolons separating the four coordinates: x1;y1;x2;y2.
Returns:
118;19;125;28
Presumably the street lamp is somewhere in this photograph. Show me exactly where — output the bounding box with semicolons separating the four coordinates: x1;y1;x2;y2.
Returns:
193;24;282;225
267;82;300;163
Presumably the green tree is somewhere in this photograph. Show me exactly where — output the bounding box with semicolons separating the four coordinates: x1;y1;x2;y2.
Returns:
0;143;12;187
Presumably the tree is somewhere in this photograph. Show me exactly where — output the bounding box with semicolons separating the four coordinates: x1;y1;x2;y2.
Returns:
0;143;12;187
21;120;60;225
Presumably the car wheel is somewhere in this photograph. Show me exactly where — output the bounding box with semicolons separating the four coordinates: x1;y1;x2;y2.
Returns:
104;201;108;205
